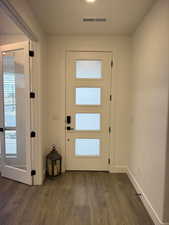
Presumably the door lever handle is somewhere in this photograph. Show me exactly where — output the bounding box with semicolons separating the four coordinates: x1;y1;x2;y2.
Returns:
66;126;74;131
0;128;4;132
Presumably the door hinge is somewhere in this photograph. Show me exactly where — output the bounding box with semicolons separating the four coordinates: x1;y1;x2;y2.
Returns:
30;131;36;138
111;60;113;68
110;94;112;101
29;50;34;57
30;92;35;98
31;170;36;176
0;128;4;132
108;158;110;165
109;126;111;134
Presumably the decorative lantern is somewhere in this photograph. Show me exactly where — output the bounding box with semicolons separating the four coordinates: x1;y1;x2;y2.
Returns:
46;145;62;178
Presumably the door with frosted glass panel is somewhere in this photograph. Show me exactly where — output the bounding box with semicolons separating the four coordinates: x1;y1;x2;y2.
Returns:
0;42;32;185
66;52;112;170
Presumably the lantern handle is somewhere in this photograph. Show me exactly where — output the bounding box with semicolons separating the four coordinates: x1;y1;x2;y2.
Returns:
51;144;57;151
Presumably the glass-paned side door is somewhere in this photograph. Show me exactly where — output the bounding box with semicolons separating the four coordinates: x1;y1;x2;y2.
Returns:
0;42;32;185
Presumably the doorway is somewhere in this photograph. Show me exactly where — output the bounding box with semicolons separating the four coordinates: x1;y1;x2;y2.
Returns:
0;5;38;185
0;41;32;184
65;51;112;171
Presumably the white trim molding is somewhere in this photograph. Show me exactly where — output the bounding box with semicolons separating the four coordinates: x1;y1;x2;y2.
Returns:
127;168;169;225
0;0;38;41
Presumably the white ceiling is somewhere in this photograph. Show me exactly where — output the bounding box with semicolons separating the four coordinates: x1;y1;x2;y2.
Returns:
28;0;156;35
0;8;23;35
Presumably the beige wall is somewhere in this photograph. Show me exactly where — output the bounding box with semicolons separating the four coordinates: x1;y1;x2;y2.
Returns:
8;0;43;41
129;0;169;223
46;35;131;171
0;34;28;45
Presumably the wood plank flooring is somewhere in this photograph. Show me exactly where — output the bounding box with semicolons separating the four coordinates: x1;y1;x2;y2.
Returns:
0;172;154;225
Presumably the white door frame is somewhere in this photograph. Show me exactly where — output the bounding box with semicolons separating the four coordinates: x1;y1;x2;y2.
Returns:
65;50;113;172
0;1;42;185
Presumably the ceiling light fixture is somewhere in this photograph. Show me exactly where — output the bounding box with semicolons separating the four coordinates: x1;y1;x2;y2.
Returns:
86;0;96;3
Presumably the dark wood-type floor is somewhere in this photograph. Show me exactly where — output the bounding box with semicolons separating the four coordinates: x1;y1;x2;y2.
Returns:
0;172;154;225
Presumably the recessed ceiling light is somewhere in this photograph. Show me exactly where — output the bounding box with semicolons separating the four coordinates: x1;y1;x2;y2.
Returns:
86;0;96;3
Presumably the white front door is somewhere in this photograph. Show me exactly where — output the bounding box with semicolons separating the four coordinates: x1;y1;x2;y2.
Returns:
0;42;32;185
66;51;112;171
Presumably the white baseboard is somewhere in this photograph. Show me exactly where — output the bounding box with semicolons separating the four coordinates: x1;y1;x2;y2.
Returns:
110;165;128;173
127;168;169;225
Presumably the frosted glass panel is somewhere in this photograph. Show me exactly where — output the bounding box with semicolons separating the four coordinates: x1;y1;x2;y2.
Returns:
3;56;16;127
76;113;100;130
75;139;100;156
2;50;27;170
5;130;16;154
76;60;102;79
76;88;101;105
